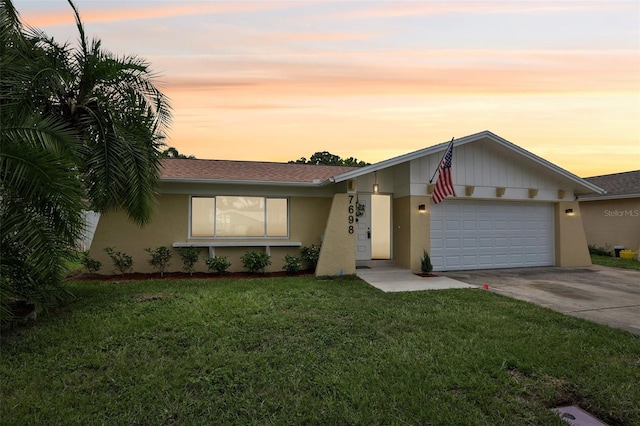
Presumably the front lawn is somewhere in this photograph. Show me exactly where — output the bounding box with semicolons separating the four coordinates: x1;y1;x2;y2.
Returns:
2;276;639;425
591;254;640;270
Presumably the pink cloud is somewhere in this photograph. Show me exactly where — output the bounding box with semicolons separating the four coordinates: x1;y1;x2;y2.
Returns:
160;49;639;98
19;1;300;27
333;1;635;20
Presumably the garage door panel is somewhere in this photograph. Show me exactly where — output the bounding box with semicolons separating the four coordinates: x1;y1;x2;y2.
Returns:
495;221;508;230
510;253;523;263
431;238;444;249
495;237;508;248
444;255;461;268
524;254;541;263
445;238;460;248
478;237;493;248
430;201;554;271
478;221;492;230
478;255;494;266
510;221;523;230
462;238;477;248
446;220;461;230
463;220;476;230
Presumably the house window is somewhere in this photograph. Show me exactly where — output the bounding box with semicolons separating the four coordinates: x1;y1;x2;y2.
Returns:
191;197;215;237
190;196;288;238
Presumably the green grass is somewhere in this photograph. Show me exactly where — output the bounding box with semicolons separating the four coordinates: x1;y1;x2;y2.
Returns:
2;276;639;425
63;252;85;277
591;254;640;270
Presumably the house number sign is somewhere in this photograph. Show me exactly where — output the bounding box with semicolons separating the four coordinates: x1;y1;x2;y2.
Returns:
348;195;355;234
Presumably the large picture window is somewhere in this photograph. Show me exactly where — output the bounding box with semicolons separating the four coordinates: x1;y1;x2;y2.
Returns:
190;196;288;238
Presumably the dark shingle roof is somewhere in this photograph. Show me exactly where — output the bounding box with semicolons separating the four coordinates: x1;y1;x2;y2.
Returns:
161;158;358;184
582;170;640;199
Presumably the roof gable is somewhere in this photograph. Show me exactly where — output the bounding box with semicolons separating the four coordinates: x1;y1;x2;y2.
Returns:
334;130;604;196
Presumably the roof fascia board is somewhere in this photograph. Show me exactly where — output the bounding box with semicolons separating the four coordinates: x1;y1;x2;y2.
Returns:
160;177;327;187
579;193;640;201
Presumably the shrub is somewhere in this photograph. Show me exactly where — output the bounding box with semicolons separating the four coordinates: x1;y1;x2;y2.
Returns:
300;244;321;271
283;254;302;275
80;251;102;274
104;247;133;275
420;250;433;274
144;246;173;277
178;247;200;275
205;255;231;274
241;250;271;274
588;244;613;257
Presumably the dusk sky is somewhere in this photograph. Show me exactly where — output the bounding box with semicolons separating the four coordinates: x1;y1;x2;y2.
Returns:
14;0;640;177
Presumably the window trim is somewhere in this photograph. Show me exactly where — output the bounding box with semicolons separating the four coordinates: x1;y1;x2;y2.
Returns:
189;195;290;239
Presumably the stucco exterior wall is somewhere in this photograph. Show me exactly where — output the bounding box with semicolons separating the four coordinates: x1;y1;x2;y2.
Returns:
580;198;640;253
554;201;592;267
393;197;411;269
89;194;333;274
289;197;332;247
392;195;430;272
410;196;431;272
316;194;356;276
89;194;190;274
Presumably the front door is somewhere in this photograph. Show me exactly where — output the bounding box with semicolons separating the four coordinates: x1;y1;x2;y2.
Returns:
371;194;391;259
356;194;372;260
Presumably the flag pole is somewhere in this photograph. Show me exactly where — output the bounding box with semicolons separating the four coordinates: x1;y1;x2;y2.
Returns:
429;137;454;184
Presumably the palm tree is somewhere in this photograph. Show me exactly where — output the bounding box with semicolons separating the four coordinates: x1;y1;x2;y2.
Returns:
61;0;171;224
0;0;171;320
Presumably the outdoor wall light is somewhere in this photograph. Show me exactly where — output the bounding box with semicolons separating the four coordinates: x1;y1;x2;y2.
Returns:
565;208;574;216
373;171;379;194
418;204;426;213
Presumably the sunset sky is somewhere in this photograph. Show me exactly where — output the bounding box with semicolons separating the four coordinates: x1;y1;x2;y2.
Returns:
14;0;640;177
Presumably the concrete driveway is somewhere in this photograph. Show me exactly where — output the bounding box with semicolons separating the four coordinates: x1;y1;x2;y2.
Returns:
440;266;640;335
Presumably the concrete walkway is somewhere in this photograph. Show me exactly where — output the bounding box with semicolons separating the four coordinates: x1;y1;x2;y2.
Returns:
355;263;476;292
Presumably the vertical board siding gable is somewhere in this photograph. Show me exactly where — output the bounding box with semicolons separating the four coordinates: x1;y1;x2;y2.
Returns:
411;139;564;193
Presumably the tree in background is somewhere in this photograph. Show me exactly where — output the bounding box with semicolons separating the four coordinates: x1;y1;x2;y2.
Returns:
0;0;171;321
160;147;195;159
289;151;370;167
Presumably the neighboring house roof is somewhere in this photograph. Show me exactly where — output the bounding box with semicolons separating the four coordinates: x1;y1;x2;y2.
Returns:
161;158;358;186
581;170;640;201
332;130;604;196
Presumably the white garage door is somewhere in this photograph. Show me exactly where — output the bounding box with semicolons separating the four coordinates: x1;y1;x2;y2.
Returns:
430;201;554;271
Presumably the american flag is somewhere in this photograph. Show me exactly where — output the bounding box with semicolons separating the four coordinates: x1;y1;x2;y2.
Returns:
432;140;456;204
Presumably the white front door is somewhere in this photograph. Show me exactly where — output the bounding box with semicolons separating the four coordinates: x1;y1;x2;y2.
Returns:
356;194;372;260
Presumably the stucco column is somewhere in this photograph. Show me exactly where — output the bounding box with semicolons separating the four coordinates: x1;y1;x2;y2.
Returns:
555;201;592;267
393;195;430;272
316;193;356;276
410;196;431;272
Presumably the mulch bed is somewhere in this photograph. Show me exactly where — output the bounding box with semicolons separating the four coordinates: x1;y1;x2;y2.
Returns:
67;271;315;282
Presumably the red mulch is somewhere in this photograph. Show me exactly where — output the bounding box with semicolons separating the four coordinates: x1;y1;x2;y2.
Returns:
66;271;314;282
